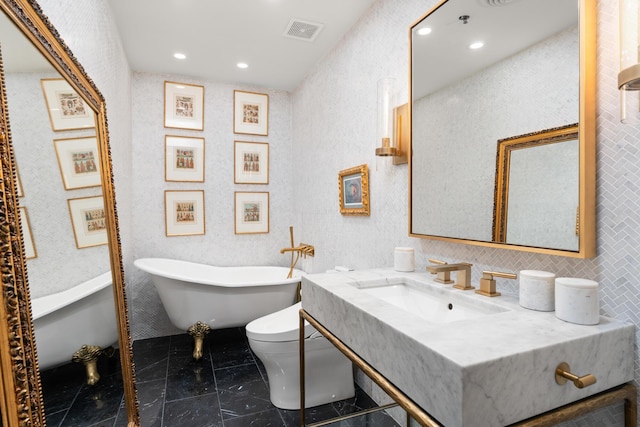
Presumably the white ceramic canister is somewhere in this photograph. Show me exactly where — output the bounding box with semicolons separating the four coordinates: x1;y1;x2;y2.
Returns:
554;277;600;325
394;247;415;272
519;270;556;311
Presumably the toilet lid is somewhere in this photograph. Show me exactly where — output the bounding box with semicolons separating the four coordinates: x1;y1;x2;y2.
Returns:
245;302;317;342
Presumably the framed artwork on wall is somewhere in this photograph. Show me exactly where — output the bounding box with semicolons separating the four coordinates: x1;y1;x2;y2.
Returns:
41;78;95;131
18;207;36;259
234;141;269;184
67;196;108;249
233;90;268;136
164;81;204;130
165;190;205;236
54;136;101;190
234;191;269;234
339;164;370;216
165;135;205;182
15;164;23;197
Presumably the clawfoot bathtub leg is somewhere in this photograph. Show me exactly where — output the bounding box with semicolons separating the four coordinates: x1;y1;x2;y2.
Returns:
187;321;211;360
72;345;104;386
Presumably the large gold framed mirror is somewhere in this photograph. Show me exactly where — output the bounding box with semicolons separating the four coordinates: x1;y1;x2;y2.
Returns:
409;0;596;258
0;1;138;426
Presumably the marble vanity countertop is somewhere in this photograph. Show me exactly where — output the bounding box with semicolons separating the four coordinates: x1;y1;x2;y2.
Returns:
301;268;635;427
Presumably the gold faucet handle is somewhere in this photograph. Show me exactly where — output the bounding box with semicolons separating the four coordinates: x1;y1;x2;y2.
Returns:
426;259;453;284
475;270;517;297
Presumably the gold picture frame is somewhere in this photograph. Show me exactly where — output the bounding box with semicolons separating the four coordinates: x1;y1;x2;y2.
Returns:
165;190;206;236
165;135;205;182
18;207;36;259
234;191;269;234
493;123;579;243
164;81;205;130
233;90;268;135
339;164;370;216
67;196;108;249
234;141;269;184
41;78;96;131
54;136;102;189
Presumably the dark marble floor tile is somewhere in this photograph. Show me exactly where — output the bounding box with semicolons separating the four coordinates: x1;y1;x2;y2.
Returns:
136;379;166;427
40;362;85;415
280;402;342;426
113;398;129;427
209;337;255;369
222;408;287;427
165;354;217;401
333;386;380;416
215;363;273;419
60;374;124;427
163;394;222;427
44;409;66;427
86;416;116;427
169;333;196;356
209;327;246;344
133;335;170;383
333;410;402;427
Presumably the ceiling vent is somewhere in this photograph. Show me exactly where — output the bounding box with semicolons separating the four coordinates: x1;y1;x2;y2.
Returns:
283;18;324;42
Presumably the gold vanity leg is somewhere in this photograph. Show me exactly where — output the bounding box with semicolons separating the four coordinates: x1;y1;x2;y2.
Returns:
624;383;637;427
299;308;306;426
187;321;211;361
72;345;104;386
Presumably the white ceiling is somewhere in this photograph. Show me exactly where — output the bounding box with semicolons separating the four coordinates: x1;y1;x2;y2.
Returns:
106;0;377;92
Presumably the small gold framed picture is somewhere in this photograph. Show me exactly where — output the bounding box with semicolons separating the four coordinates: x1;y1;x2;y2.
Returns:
19;207;36;259
234;191;269;234
164;81;205;130
41;78;95;131
67;196;108;249
165;135;205;182
54;136;102;190
234;141;268;184
339;164;370;216
233;90;268;136
165;190;205;236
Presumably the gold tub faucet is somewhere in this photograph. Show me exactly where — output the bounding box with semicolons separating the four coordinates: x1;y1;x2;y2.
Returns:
426;259;474;290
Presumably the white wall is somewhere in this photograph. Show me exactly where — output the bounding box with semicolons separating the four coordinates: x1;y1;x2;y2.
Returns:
129;73;294;338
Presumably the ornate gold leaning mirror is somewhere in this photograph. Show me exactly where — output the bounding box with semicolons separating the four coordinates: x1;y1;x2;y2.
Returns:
493;123;579;249
409;0;596;258
0;1;138;426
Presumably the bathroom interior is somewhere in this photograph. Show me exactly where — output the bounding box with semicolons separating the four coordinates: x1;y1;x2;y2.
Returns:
0;0;640;426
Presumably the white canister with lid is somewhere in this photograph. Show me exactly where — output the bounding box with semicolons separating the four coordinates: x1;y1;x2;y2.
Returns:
519;270;556;311
394;247;415;272
555;277;600;325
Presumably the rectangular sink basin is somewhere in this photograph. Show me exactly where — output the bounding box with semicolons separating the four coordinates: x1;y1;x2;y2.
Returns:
351;279;507;323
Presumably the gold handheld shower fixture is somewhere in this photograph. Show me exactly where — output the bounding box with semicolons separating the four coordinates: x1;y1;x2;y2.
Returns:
280;226;315;279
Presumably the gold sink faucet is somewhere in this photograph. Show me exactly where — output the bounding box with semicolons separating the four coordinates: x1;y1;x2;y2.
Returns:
475;270;517;297
426;259;474;290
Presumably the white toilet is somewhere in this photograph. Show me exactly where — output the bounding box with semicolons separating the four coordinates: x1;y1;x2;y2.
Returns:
246;301;355;410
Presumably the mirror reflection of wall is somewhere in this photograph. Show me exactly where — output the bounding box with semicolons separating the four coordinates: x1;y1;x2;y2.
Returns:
411;0;581;251
1;13;122;425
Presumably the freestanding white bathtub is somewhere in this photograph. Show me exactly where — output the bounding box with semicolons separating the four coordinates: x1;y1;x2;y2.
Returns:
31;272;118;373
134;258;302;331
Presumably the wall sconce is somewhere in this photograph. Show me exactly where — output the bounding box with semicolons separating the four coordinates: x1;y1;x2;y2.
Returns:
375;77;408;164
619;0;640;123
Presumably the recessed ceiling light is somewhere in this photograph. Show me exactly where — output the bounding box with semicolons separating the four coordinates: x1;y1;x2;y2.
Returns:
469;41;484;50
237;62;249;69
417;27;432;36
173;53;186;60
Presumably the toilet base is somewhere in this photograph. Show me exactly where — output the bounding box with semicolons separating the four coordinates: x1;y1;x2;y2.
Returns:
249;336;355;410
